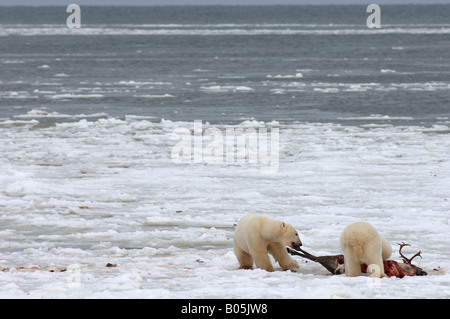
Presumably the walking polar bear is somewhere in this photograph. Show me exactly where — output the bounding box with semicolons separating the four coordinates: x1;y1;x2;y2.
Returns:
234;214;302;272
340;221;392;277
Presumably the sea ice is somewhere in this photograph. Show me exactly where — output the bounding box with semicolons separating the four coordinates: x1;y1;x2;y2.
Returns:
0;117;449;298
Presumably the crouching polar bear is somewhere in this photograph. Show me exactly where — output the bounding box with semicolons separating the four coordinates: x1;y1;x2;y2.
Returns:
340;221;392;277
234;214;302;272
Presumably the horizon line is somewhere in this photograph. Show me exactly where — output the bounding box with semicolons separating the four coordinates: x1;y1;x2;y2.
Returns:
1;3;449;6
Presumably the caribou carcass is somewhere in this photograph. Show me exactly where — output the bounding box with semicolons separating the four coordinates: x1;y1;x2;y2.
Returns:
287;242;427;277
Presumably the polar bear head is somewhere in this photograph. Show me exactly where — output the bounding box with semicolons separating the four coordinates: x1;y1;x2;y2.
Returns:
280;222;302;249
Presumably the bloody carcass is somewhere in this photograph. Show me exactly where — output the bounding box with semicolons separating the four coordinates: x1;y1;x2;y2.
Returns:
287;242;427;278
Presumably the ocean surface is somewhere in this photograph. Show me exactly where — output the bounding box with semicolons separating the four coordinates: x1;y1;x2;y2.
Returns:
1;5;450;125
0;6;449;299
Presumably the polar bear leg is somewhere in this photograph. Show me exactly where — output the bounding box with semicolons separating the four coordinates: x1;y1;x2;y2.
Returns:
366;255;387;278
234;240;253;269
342;249;363;277
366;240;387;278
250;243;274;272
268;243;299;271
253;254;274;272
345;258;363;277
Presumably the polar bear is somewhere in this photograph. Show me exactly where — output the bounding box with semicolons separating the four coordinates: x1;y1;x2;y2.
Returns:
340;221;392;277
233;214;302;272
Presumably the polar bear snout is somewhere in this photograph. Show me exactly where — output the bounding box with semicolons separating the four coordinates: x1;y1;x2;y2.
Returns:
287;230;302;249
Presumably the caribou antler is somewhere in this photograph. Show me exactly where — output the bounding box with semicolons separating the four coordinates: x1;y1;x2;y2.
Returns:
398;242;422;265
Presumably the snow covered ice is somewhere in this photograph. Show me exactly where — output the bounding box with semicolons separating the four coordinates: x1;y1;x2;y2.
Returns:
0;117;449;298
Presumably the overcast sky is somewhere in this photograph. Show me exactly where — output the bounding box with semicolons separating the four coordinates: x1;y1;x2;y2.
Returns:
1;0;449;5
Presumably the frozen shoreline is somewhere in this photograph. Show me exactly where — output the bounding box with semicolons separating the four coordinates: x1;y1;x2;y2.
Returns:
0;117;449;298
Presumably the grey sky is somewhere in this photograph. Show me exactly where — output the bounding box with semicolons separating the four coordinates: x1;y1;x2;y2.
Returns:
1;0;449;5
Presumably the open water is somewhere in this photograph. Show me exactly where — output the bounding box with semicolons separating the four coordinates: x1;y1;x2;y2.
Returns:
1;5;449;125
